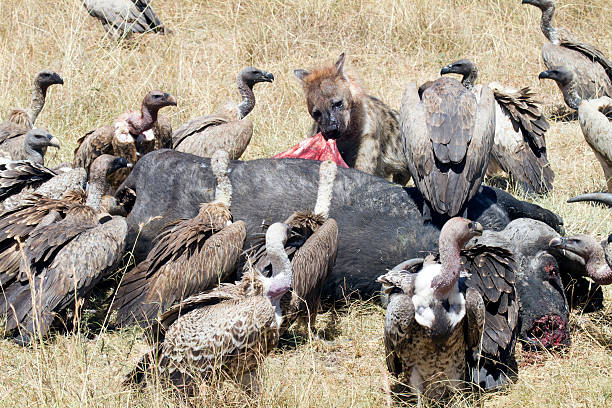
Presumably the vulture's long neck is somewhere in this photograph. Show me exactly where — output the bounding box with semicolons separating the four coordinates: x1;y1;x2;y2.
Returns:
435;232;464;298
236;75;256;119
586;247;612;285
313;160;338;218
85;175;107;211
540;4;559;44
26;83;46;126
24;144;45;165
212;152;232;207
128;104;157;135
562;80;582;110
462;67;478;91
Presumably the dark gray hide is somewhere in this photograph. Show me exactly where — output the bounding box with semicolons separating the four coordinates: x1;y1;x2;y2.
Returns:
118;150;563;300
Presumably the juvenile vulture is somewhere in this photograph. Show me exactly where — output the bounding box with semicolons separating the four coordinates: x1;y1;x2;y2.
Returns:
81;0;167;39
0;70;64;136
173;67;274;159
401;77;496;218
440;59;553;194
0;155;129;343
550;235;612;286
539;67;612;191
248;159;339;334
522;0;612;99
73;91;176;189
113;150;247;327
126;222;293;391
378;217;518;396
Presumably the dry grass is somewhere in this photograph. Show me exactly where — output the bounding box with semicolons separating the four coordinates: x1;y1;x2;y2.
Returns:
0;0;611;406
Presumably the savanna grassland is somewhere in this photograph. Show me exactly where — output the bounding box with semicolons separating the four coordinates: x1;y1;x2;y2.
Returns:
0;0;610;406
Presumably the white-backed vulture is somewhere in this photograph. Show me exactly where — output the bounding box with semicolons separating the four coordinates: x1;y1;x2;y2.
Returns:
0;128;60;164
126;222;293;391
113;150;247;327
248;160;339;334
539;67;612;191
0;70;64;138
440;59;553;194
81;0;167;39
173;67;274;160
0;155;129;343
522;0;612;99
550;235;612;285
378;217;518;397
401;77;496;218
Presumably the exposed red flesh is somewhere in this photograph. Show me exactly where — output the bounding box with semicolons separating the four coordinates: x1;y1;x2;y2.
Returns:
526;314;569;348
273;133;349;168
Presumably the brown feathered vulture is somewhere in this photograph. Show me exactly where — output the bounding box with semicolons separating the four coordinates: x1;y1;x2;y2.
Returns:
0;155;129;344
440;59;553;194
173;67;274;160
378;217;518;398
113;150;246;327
125;222;293;392
249;159;339;335
522;0;612;99
401;77;496;218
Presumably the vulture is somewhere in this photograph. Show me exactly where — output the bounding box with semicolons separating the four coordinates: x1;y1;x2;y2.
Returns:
173;67;274;160
81;0;168;39
248;159;339;334
73;90;176;190
440;59;553;194
0;128;60;164
126;222;293;392
0;70;64;137
113;150;247;327
401;77;496;218
0;155;129;343
550;235;612;286
378;217;518;397
539;67;612;191
522;0;612;99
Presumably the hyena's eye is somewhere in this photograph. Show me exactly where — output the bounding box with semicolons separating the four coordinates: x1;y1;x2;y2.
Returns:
332;99;343;109
312;108;321;119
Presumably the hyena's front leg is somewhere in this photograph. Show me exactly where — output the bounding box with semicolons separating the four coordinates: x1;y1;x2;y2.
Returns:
353;136;380;175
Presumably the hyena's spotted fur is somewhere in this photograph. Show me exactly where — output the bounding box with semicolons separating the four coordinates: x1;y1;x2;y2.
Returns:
294;53;410;184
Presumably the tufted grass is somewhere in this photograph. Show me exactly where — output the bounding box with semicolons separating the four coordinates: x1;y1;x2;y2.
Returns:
0;0;611;406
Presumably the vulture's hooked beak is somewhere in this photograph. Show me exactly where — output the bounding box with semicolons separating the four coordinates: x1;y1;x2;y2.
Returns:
440;65;453;75
262;72;275;83
165;93;177;106
48;135;61;149
538;70;552;80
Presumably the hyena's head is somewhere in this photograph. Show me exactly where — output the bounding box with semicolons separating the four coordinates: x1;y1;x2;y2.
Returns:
294;53;358;140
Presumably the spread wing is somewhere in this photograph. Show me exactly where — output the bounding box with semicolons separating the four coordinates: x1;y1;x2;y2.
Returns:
402;78;494;216
377;268;417;376
73;126;114;169
561;41;612;84
289;218;338;319
461;243;519;389
490;85;553;193
0;161;57;201
114;220;246;327
172;114;231;149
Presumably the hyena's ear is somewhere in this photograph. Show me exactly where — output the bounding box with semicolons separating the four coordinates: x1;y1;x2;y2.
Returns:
293;69;311;84
335;53;346;79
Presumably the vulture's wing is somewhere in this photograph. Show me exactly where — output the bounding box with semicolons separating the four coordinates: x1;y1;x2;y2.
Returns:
461;243;519;390
377;267;418;376
114;220;246;327
561;41;612;83
174;119;254;160
73;126;114;169
490;85;553;193
4;218;127;334
130;0;165;32
289;218;338;318
0;161;57;201
402;78;494;216
172;115;230;149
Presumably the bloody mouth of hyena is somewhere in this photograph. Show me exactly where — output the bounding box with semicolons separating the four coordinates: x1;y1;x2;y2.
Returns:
525;314;570;349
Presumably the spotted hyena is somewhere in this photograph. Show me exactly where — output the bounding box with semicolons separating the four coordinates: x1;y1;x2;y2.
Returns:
294;53;409;184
